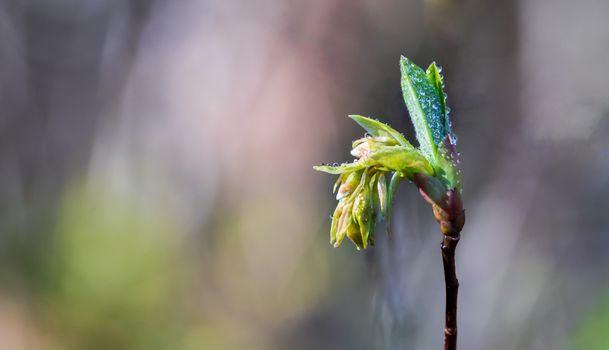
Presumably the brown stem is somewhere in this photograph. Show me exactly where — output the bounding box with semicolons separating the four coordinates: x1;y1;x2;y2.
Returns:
432;196;465;350
441;233;460;350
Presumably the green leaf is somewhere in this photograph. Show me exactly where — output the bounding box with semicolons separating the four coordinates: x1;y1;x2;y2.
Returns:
369;145;433;175
426;62;448;130
376;173;387;216
315;144;432;177
384;171;404;238
313;160;372;174
400;56;448;163
349;115;413;149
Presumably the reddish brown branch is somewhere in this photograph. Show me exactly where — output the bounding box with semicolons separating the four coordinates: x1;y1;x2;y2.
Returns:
441;233;460;350
432;201;464;350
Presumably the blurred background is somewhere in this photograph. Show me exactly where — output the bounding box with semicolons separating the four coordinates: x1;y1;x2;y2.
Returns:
0;0;608;349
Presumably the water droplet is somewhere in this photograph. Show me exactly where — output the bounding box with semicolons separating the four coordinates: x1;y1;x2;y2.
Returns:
449;133;458;145
332;162;339;167
446;107;451;114
437;65;443;73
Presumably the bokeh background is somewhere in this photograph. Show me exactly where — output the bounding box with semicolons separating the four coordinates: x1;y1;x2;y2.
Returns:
1;0;608;349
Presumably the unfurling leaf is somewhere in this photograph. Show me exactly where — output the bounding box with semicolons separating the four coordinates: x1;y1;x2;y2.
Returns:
400;56;449;163
349;115;413;148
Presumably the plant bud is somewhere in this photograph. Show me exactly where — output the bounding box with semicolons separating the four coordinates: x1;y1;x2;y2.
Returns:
377;173;387;215
334;200;354;247
330;201;345;246
346;220;364;249
336;170;363;200
351;139;372;159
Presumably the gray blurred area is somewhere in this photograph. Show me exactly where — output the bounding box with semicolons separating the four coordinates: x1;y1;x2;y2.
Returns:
0;0;608;349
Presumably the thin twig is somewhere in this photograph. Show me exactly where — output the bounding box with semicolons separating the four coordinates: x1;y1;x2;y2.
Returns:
441;233;460;350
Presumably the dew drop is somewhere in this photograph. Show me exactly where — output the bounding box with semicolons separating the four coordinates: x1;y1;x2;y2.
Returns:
449;133;458;145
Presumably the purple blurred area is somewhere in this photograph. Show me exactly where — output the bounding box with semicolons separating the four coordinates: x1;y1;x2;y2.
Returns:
1;0;608;349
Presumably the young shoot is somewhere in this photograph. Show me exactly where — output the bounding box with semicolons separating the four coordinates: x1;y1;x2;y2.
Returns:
314;55;465;350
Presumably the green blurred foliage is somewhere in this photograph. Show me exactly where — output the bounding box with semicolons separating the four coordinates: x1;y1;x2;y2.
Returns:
26;178;341;350
569;290;609;350
41;179;185;349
